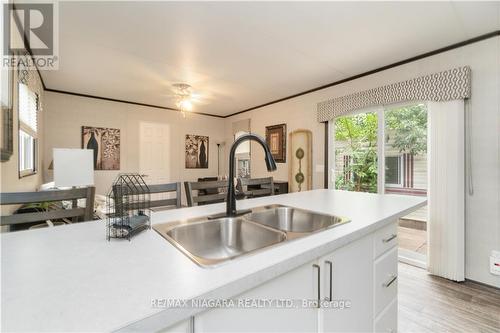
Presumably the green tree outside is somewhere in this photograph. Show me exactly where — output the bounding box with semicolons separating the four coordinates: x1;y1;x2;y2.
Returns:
334;104;427;193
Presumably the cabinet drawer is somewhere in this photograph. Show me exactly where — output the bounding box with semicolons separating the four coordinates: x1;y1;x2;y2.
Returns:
374;298;397;333
373;222;398;258
374;247;398;315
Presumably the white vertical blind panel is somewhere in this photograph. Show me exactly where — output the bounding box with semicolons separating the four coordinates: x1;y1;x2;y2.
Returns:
427;100;465;281
18;83;38;134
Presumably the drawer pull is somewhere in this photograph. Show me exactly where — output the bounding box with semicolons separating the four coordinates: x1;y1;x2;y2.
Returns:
190;316;195;333
325;260;333;301
382;234;397;243
383;275;398;288
313;264;321;308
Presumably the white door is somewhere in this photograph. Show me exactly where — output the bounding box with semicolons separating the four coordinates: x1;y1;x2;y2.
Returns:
319;234;373;333
139;122;170;185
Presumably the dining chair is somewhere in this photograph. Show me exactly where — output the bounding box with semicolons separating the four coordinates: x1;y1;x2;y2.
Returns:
184;180;228;207
0;187;96;230
239;177;275;198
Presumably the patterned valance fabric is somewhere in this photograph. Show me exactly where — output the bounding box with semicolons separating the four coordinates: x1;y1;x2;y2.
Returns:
317;66;471;122
17;53;44;111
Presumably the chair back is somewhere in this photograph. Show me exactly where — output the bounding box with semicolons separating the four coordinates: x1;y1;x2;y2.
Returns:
240;177;274;198
0;187;96;227
112;182;181;213
148;182;182;210
184;180;228;207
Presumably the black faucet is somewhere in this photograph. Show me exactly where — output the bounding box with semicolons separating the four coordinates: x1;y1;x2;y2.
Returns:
226;133;277;217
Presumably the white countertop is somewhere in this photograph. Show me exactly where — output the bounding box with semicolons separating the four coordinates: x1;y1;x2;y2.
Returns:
1;190;426;332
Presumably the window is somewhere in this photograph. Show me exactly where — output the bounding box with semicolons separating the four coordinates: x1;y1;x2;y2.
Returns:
384;104;427;192
333;111;378;193
18;83;38;177
330;103;427;194
234;130;251;178
385;155;403;186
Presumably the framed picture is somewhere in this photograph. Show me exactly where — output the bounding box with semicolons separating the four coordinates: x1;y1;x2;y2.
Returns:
81;126;120;170
185;134;209;169
265;123;286;163
1;67;14;162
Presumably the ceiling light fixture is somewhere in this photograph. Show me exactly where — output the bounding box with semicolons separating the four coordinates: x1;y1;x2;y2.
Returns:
172;83;193;117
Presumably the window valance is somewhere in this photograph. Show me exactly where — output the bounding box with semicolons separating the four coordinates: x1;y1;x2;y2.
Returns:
317;66;471;122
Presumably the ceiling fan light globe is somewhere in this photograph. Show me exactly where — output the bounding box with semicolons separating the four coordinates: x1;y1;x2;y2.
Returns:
179;99;193;111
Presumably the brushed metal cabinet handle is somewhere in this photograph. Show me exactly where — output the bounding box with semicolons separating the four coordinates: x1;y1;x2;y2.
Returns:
383;275;398;288
382;234;397;243
190;316;195;333
313;264;321;308
325;260;333;301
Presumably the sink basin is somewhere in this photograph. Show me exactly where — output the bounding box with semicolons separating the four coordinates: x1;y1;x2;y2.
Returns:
154;217;286;267
246;206;349;233
154;205;349;267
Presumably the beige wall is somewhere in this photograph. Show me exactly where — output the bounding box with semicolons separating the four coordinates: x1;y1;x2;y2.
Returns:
0;69;44;214
225;37;500;288
43;91;226;196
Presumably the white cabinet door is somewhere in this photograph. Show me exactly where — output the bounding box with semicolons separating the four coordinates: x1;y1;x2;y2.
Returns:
159;318;192;333
195;262;319;333
319;234;374;333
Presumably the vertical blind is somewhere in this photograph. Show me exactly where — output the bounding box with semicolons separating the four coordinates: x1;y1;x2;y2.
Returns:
18;83;38;136
427;100;465;281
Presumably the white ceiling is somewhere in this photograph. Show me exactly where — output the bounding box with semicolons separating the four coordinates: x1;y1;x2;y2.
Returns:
41;1;500;117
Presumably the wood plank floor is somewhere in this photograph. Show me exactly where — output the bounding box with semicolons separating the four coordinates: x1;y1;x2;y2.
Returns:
398;263;500;332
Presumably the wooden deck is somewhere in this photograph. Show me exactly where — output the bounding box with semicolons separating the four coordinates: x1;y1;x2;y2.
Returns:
400;205;428;224
398;204;427;255
399;263;500;332
398;226;427;255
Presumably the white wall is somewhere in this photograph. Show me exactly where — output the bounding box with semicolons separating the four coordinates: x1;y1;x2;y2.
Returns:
225;37;500;287
43;92;226;196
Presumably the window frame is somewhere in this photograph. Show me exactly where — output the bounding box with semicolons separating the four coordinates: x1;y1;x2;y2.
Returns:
17;82;39;178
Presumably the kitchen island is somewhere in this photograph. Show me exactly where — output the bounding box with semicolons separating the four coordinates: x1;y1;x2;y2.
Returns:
1;189;426;332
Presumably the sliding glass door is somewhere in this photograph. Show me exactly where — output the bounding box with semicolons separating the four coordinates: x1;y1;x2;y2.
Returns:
329;103;428;266
384;104;428;266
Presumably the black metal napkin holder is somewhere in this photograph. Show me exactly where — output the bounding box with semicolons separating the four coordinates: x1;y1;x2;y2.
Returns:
106;173;151;241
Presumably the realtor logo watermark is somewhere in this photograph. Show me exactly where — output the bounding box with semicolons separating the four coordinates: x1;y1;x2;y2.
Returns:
2;1;58;69
151;298;352;310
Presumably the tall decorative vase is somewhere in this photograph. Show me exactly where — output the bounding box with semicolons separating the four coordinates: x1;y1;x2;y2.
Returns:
87;131;99;169
199;141;207;168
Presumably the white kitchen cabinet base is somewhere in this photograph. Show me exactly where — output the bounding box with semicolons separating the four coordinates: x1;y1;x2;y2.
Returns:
159;318;192;333
195;262;319;333
194;221;399;333
374;298;397;333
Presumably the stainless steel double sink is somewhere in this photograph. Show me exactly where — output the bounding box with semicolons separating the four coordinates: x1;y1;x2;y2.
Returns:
153;205;349;267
